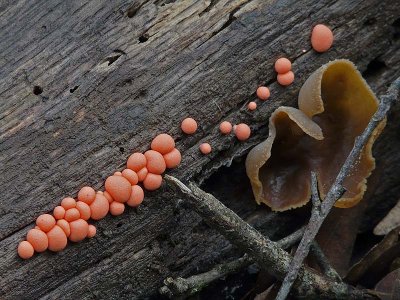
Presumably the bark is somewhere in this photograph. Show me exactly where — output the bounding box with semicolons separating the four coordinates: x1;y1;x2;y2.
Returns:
165;175;375;300
0;0;399;299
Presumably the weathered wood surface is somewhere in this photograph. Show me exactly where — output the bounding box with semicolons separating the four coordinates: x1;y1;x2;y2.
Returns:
0;0;399;298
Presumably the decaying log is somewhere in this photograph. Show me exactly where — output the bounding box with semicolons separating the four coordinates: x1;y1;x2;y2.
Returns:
0;0;399;298
164;175;376;299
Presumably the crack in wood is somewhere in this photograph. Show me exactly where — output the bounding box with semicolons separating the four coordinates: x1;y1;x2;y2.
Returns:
0;0;399;298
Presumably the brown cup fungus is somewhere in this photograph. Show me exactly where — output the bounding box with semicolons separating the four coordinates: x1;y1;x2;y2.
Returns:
246;59;385;211
246;107;323;210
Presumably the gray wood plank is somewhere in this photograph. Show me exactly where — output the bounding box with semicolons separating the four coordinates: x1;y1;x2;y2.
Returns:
0;0;399;298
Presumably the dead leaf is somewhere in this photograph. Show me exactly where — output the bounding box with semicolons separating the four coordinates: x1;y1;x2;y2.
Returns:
375;268;400;300
391;258;400;272
345;227;400;286
374;199;400;236
313;167;382;276
253;283;296;300
254;284;276;300
314;202;368;276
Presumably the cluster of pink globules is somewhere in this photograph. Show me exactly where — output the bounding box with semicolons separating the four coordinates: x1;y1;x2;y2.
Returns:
18;23;334;259
18;134;181;259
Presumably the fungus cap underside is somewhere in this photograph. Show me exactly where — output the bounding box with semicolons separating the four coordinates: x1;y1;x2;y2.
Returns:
246;59;385;211
245;107;323;211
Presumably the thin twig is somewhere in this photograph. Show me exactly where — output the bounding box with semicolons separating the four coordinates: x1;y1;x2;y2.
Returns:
310;242;341;282
164;175;377;299
159;254;252;299
277;227;305;250
159;227;306;298
310;172;321;210
276;77;400;300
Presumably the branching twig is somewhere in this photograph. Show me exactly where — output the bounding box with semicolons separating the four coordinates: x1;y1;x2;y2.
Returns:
276;77;400;300
159;254;252;299
159;227;306;298
310;242;341;282
164;175;377;299
277;227;306;250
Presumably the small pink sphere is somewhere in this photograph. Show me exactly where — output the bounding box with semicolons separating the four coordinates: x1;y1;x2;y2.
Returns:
219;121;232;134
18;241;34;259
256;86;270;100
64;208;80;222
127;185;144;207
137;167;148;182
53;206;65;220
181;118;198;134
311;24;334;53
247;102;257;111
163;148;182;169
77;186;96;205
274;58;292;74
61;197;76;210
234;123;251;141
122;169;139;185
277;71;295;86
87;225;97;238
110;201;125;216
127;152;147;172
199;143;212;155
36;214;56;233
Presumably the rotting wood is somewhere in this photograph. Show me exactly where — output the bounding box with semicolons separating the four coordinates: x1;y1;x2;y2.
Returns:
0;0;400;298
164;175;377;299
159;227;306;298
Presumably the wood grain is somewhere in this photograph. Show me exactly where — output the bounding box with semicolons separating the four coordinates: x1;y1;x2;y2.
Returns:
0;0;399;298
